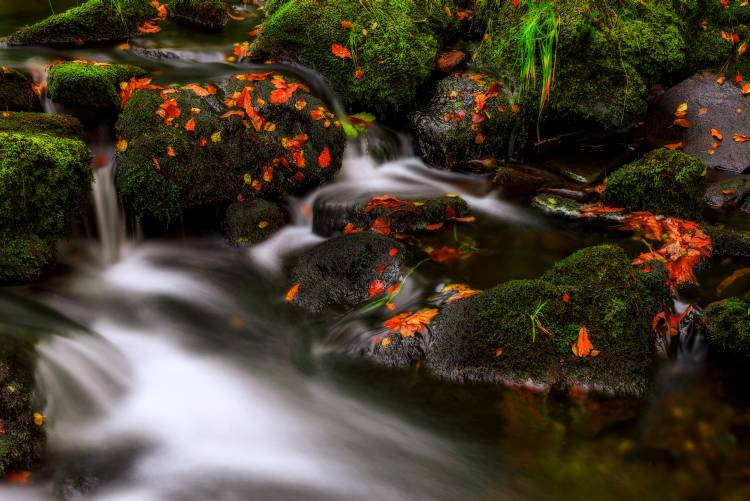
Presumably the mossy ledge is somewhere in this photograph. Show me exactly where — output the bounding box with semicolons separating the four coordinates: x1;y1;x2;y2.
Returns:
48;61;146;110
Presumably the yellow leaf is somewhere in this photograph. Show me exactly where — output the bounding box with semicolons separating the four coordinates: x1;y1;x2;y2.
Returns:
211;131;221;143
33;412;44;427
115;137;128;153
258;220;270;229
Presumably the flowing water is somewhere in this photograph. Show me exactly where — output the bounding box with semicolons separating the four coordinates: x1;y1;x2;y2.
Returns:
2;2;750;500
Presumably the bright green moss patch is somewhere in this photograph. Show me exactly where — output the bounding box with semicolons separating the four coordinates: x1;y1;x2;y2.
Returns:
0;67;38;112
166;0;228;29
0;112;83;138
48;61;146;110
0;235;54;285
603;149;707;219
252;0;457;115
4;0;160;46
702;298;750;358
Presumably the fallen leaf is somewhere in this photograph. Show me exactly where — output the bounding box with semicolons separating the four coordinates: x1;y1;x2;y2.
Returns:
571;325;594;357
384;308;439;338
116;137;128;153
184;117;196;132
673;118;692;128
372;218;391;235
430;246;467;263
331;43;353;59
182;83;216;97
369;279;386;297
425;222;444;231
734;134;750;142
441;283;481;303
663;142;684;150
710;128;724;141
318;147;331;169
286;283;300;302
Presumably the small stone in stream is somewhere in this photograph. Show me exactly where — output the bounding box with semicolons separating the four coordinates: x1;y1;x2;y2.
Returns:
224;199;287;247
166;0;229;30
0;112;83;138
0;67;38;112
47;61;146;111
287;232;406;313
704;175;750;210
492;167;547;198
409;72;518;170
646;73;750;175
702;298;750;359
312;194;472;238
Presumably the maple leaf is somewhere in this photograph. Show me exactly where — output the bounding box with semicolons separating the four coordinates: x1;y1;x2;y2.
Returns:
710;128;724;141
219;110;244;119
425;222;444;231
365;195;413;213
342;222;363;235
119;77;161;109
369;279;386;297
331;43;353;59
673;118;691;128
664;142;684;150
152;0;168;19
733;134;750;142
235;72;274;81
318;147;331;169
116;137;128;153
441;283;481;303
572;325;597;357
384;308;439;338
182;83;216;97
372;218;391;235
184;117;196;132
6;471;31;485
430;246;467;263
137;21;161;34
286;283;300;302
156;98;181;124
578;203;626;216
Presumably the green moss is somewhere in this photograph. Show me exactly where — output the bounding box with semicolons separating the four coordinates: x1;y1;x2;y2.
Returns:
48;61;146;110
0;68;38;112
0;132;92;239
603;149;707;219
0;235;53;285
702;298;750;357
166;0;228;29
252;0;457;115
704;225;750;258
0;112;83;138
224;198;287;246
4;0;159;46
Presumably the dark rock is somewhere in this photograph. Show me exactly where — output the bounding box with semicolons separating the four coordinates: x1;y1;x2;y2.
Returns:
646;73;750;175
702;298;750;359
704;226;750;258
0;67;38;112
224;199;287;246
492;167;548;198
704;175;750;210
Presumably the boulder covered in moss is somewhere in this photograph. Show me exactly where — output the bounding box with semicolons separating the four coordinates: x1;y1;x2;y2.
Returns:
3;0;164;46
312;193;472;237
115;72;345;221
409;72;519;169
374;245;669;397
250;0;458;115
287;232;406;313
224;198;287;246
166;0;228;30
702;298;750;359
48;61;146;111
0;111;83;138
602;149;707;219
0;67;38;112
0;131;92;284
646;73;750;174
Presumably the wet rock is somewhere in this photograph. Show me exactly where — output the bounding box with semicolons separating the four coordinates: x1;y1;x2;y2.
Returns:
492;167;548;198
704;226;750;258
374;245;669;397
716;268;750;299
115;72;345;221
312;194;472;238
540;135;638;185
602;149;707;219
249;0;458;115
702;298;750;359
0;67;38;112
0;131;92;285
409;72;517;169
48;61;146;111
3;0;164;47
287;232;406;313
224;198;287;246
0;111;83;138
166;0;228;30
704;175;750;210
646;73;750;175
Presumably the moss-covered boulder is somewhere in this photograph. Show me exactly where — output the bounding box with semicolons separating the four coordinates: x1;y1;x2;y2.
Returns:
224;198;287;246
3;0;163;46
702;298;750;359
602;149;707;219
312;193;472;237
474;0;685;130
0;111;83;138
0;132;92;284
250;0;458;115
705;226;750;258
115;72;345;221
166;0;228;29
409;72;519;169
48;61;146;111
287;232;406;313
375;245;669;397
0;67;38;112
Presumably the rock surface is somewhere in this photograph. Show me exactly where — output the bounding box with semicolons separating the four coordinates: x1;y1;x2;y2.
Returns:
224;198;287;246
48;61;146;111
702;298;750;360
0;67;38;112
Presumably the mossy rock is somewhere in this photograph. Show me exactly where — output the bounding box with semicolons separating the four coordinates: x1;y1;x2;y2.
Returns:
4;0;161;46
166;0;228;29
287;232;406;313
115;72;345;221
250;0;458;116
409;72;519;169
602;149;707;219
474;0;685;130
0;235;54;285
312;194;472;237
224;198;287;246
702;298;750;359
0;112;83;138
0;67;38;112
704;226;750;258
375;245;669;397
48;61;146;111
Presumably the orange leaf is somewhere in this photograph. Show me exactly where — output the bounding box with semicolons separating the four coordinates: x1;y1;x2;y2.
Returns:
137;21;161;34
430;246;466;263
425;222;444;231
369;279;385;297
710;128;723;141
184;117;196;132
286;283;300;302
341;20;353;29
342;222;363;235
742;83;750;95
673;118;691;128
663;142;684;150
372;218;391;235
366;195;413;212
571;325;594;357
733;134;750;142
331;43;353;59
318;146;331;169
182;83;215;97
384;308;439;338
219;110;245;119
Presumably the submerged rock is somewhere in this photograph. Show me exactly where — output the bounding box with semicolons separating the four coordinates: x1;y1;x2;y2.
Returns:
312;194;472;237
409;72;518;169
287;232;405;313
702;298;750;359
0;67;38;112
250;0;458;115
647;73;750;175
224;198;287;246
602;149;707;219
115;72;345;221
48;61;146;111
3;0;164;46
374;245;669;397
166;0;228;30
704;175;750;210
704;226;750;258
0;111;83;138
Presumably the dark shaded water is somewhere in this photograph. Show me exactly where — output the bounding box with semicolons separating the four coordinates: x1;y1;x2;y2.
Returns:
1;2;750;500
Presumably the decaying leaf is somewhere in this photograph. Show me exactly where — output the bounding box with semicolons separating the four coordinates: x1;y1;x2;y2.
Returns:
384;308;439;338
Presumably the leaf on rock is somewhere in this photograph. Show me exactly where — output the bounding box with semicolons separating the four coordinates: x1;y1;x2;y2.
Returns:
331;43;353;59
384;308;439;338
285;283;300;302
571;325;595;357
